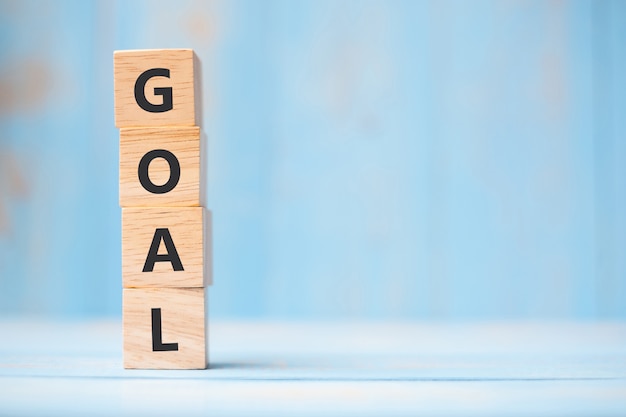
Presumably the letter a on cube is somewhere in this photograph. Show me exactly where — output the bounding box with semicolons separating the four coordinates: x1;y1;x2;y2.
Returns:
122;207;212;288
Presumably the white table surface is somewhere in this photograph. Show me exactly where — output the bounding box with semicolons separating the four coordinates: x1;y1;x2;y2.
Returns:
0;319;625;416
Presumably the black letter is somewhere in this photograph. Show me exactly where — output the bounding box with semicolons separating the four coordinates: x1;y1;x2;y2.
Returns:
138;149;180;194
143;228;184;272
134;68;173;112
152;308;178;351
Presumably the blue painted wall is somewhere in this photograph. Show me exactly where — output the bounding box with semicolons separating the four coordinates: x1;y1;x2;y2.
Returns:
0;0;624;319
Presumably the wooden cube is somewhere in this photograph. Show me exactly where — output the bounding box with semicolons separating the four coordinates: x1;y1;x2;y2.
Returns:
123;287;208;369
114;49;200;128
119;126;204;207
122;207;212;288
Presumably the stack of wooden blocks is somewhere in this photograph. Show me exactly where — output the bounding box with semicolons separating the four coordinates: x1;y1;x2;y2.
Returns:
114;49;211;370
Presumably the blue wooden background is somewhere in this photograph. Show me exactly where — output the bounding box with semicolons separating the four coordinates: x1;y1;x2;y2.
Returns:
0;0;624;319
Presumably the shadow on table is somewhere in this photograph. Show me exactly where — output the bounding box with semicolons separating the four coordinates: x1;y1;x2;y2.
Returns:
209;361;288;370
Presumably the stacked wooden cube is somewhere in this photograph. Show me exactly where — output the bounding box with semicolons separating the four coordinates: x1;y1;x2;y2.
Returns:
114;49;211;369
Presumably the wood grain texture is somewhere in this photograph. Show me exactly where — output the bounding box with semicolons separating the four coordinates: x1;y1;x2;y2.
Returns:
122;207;211;288
119;126;203;207
123;287;207;369
114;49;197;127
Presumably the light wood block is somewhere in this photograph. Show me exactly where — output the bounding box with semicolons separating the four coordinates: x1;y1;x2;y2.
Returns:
114;49;199;128
122;207;212;288
119;126;204;207
123;287;207;369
